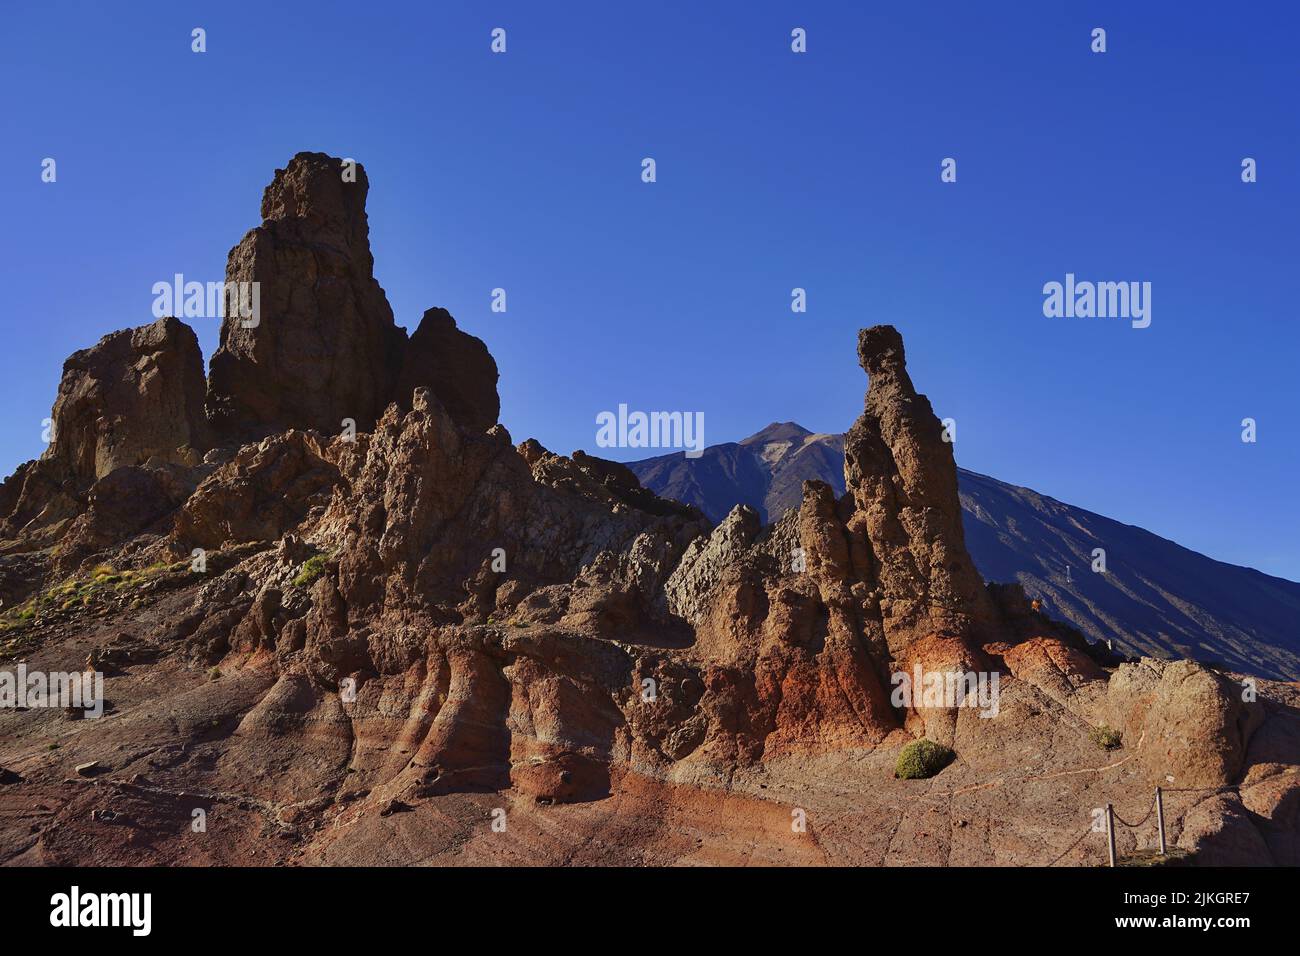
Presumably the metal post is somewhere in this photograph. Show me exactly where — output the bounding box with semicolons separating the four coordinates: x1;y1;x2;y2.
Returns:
1156;787;1167;856
1105;803;1117;867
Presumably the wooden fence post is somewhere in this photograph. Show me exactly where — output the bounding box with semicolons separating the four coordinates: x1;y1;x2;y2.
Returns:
1105;803;1117;867
1156;787;1167;856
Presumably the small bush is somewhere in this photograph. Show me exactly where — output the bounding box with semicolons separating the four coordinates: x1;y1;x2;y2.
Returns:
293;554;329;588
895;739;955;779
207;667;222;681
1090;725;1122;750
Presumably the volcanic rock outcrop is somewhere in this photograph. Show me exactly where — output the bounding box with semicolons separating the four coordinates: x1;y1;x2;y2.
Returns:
844;325;995;654
2;154;1296;868
206;152;406;438
1;316;210;550
46;316;210;484
396;308;499;432
207;152;498;439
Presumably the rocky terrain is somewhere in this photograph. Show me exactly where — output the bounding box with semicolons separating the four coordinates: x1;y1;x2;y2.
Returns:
1;153;1297;867
631;427;1300;681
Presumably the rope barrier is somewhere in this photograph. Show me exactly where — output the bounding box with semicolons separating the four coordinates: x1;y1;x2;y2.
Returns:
1111;794;1156;829
1043;783;1224;866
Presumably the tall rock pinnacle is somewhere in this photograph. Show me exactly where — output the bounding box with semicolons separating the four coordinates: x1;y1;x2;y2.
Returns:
206;152;407;438
206;152;500;439
843;325;994;651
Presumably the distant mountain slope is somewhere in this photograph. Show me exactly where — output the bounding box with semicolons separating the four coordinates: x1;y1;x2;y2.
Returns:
628;423;1300;679
629;422;845;525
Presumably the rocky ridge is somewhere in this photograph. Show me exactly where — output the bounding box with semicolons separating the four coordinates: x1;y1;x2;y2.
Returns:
629;427;1300;681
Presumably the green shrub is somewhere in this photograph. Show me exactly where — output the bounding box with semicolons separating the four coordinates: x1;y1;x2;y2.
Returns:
895;739;955;779
293;554;329;587
1090;725;1122;750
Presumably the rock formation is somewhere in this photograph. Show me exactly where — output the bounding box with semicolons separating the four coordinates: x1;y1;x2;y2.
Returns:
844;325;995;654
1;155;1296;869
207;152;500;440
1;316;209;549
46;316;210;484
396;308;499;433
206;152;406;438
630;426;1300;682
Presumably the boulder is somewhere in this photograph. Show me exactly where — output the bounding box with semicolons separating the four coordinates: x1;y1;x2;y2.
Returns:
1106;658;1264;788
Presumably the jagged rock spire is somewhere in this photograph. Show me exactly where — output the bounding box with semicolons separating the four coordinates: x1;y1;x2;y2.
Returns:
206;151;500;439
206;152;407;438
844;325;994;652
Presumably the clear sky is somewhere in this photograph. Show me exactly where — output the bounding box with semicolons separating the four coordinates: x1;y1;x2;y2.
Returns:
2;1;1297;579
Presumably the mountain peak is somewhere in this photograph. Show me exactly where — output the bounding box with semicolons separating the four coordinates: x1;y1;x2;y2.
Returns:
739;421;813;446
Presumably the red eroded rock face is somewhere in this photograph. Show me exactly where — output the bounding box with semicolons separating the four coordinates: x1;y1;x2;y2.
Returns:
993;634;1107;702
893;634;994;746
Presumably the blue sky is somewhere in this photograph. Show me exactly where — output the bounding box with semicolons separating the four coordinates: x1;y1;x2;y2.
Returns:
1;1;1297;579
